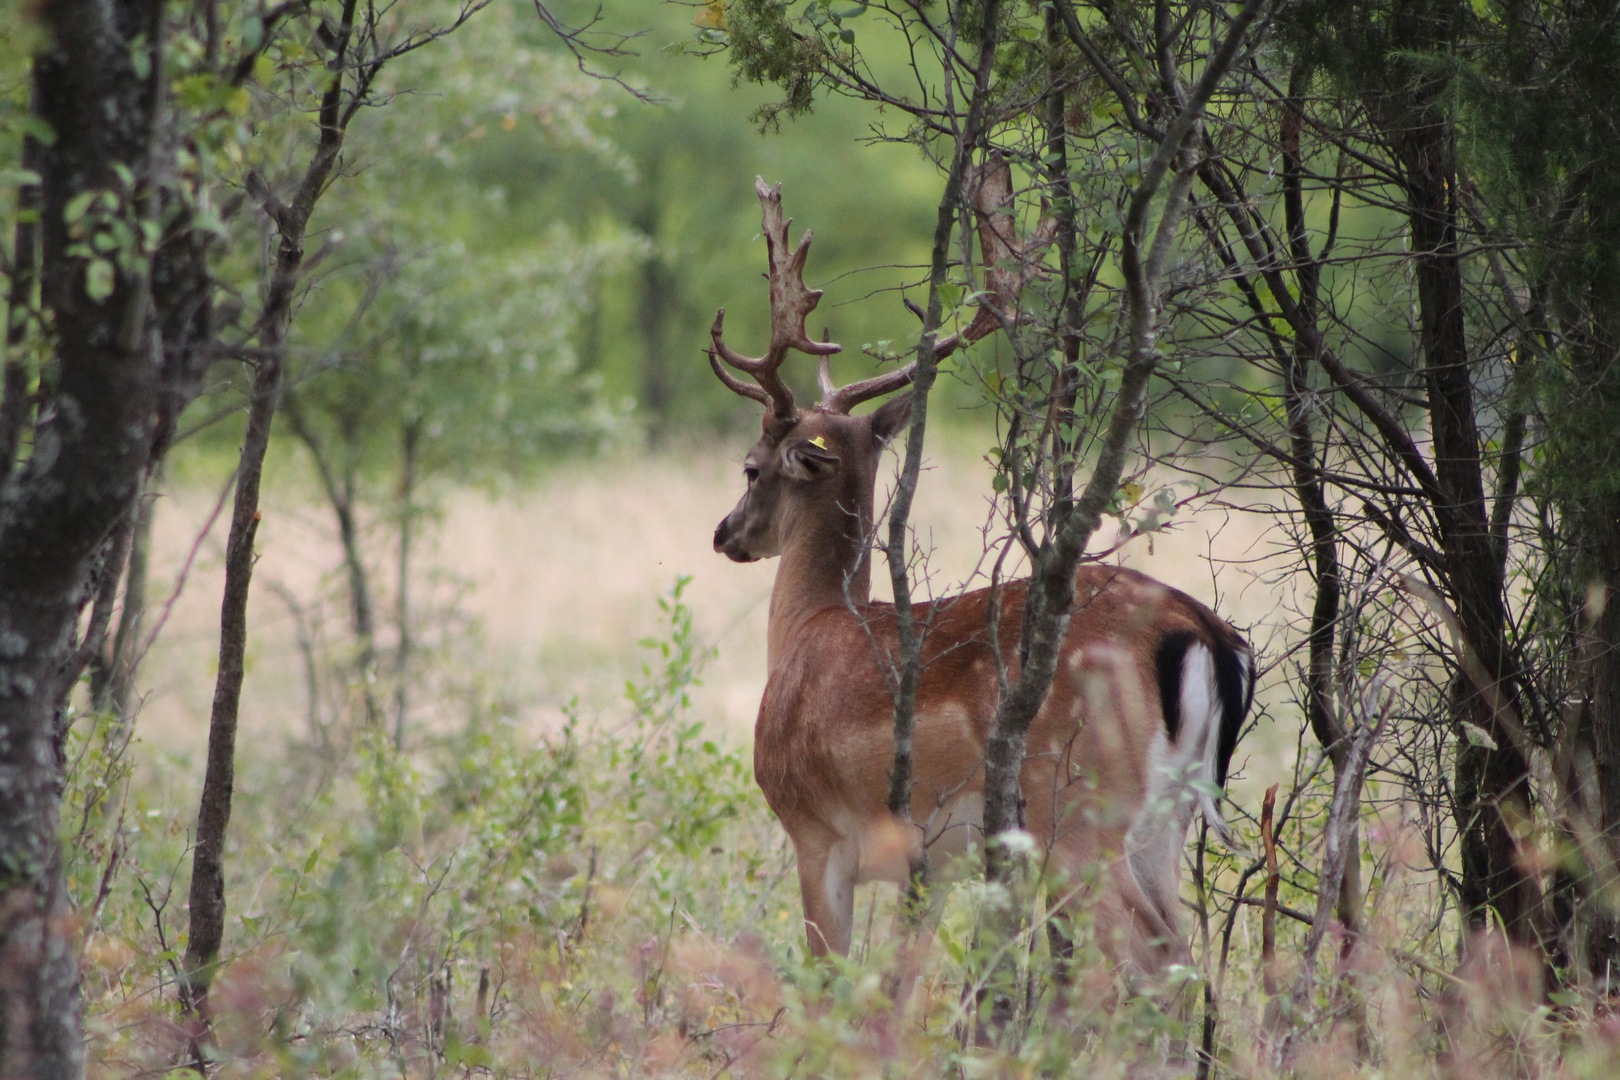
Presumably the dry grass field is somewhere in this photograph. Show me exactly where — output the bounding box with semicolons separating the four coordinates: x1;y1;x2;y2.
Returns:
137;429;1295;780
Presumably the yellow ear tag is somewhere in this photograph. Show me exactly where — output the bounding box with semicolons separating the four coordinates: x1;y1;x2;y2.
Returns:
808;436;828;450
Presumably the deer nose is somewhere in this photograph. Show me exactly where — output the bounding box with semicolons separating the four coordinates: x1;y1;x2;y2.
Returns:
713;514;758;562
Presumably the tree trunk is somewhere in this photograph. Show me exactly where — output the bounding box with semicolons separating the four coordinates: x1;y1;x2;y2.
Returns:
977;0;1268;1039
1278;71;1366;945
1566;341;1620;975
393;418;420;749
1388;99;1540;948
184;0;364;1019
182;353;282;1024
1;119;39;488
0;1;166;1074
632;159;675;445
336;460;382;727
90;485;153;720
284;401;383;729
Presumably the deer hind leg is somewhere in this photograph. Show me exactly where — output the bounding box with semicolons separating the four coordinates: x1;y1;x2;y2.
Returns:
1123;805;1194;977
794;834;857;958
1045;827;1186;983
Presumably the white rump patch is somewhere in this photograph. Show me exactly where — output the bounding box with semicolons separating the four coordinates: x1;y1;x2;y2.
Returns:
1125;642;1233;915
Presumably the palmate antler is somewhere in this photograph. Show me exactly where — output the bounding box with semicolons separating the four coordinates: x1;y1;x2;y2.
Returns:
707;177;842;423
710;163;1054;419
934;153;1058;361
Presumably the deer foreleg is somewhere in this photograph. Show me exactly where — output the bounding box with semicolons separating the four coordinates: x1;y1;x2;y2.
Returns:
794;835;856;957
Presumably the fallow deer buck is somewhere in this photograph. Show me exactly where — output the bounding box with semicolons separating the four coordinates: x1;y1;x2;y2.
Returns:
709;174;1254;977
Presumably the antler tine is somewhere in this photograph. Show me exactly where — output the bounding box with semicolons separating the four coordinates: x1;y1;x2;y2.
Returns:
815;330;838;400
707;179;844;421
706;333;770;408
820;360;918;414
963;154;1054;341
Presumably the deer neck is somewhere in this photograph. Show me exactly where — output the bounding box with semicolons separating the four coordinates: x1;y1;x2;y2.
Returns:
766;488;875;668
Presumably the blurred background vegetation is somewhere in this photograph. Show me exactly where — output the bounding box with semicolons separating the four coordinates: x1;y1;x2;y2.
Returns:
245;0;954;469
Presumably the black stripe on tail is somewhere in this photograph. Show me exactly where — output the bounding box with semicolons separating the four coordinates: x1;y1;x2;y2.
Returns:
1156;629;1253;787
1154;631;1197;744
1210;642;1250;787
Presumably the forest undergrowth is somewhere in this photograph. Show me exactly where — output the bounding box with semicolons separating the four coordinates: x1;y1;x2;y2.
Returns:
65;580;1620;1079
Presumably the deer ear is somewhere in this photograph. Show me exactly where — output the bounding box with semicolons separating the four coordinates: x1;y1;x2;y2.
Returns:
868;392;913;444
780;438;840;481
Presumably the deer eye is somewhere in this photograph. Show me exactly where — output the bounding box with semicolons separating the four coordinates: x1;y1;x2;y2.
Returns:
743;466;759;484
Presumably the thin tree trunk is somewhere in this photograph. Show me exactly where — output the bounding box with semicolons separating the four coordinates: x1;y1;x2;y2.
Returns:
284;401;383;728
1569;352;1620;976
1279;68;1363;943
89;485;153;720
985;0;1267;875
1395;106;1539;949
393;418;420;750
337;460;382;727
977;0;1269;1037
1311;0;1542;952
1038;9;1086;991
869;8;1002;1026
633;157;674;445
107;488;155;720
182;354;281;1026
183;0;364;1022
884;0;1003;891
1;122;39;487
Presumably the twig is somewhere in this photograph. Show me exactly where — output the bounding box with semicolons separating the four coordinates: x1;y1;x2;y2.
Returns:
1271;685;1393;1066
1261;783;1280;996
131;474;235;673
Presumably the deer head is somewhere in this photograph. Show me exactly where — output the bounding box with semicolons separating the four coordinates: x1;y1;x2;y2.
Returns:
708;179;921;578
711;394;914;565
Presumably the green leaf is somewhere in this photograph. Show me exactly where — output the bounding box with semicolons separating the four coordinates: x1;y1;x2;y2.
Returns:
1459;721;1498;750
64;191;97;225
240;16;264;52
19;114;56;146
839;27;855;43
175;74;215;110
85;259;115;302
0;168;40;188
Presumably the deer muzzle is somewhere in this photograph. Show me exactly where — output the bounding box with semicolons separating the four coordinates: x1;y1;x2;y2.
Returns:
713;515;758;563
